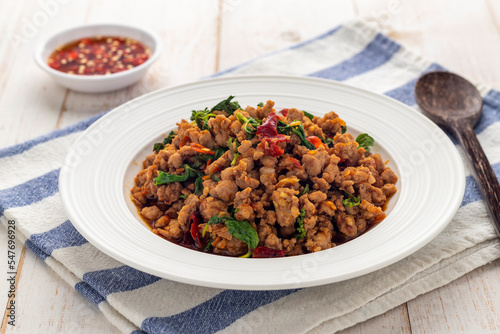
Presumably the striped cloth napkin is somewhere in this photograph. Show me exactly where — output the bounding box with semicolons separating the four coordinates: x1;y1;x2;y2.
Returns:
1;19;500;334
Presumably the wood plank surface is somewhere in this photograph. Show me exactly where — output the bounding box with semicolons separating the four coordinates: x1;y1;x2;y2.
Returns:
1;0;500;333
218;0;356;71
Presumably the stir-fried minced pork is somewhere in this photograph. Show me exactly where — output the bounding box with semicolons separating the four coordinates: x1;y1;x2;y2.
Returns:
132;97;397;258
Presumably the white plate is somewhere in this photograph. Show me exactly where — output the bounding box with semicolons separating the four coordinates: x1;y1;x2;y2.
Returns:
59;75;465;290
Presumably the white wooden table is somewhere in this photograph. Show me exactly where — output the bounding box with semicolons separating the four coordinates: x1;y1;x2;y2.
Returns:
1;0;500;333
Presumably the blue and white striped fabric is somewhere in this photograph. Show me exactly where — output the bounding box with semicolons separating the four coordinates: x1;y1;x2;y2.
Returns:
1;20;500;334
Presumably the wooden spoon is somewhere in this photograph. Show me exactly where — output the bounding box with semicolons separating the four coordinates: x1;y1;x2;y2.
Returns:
415;71;500;235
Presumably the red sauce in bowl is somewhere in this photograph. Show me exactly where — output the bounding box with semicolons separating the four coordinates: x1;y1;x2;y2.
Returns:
47;36;150;75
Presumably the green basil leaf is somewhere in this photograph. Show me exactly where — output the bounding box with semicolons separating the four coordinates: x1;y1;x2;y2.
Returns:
324;138;333;146
231;152;241;166
342;192;361;208
356;133;374;152
213;147;227;160
235;112;259;139
294;208;306;239
225;219;259;250
194;177;204;195
341;126;347;134
163;131;177;145
298;184;309;197
202;213;227;237
303;111;314;120
292;123;316;150
153;142;165;153
210;95;242;115
277;120;292;135
191;108;216;130
153;164;201;185
257;102;264;107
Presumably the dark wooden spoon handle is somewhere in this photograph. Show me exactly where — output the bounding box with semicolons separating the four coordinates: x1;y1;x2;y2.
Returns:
453;121;500;236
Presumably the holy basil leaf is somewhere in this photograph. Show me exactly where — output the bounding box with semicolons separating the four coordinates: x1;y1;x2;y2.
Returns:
153;164;202;185
278;120;316;150
341;126;347;134
342;192;361;208
202;214;227;237
294;208;306;239
213;147;227;160
356;133;374;152
202;214;259;250
235;112;260;139
324;138;333;146
163;131;177;145
257;102;264;107
196;147;227;166
225;220;259;250
191;108;216;130
210;95;242;115
277;120;292;135
292;123;316;150
153;142;165;153
194;177;204;195
298;184;309;197
231;152;241;166
154;130;177;153
303;111;314;120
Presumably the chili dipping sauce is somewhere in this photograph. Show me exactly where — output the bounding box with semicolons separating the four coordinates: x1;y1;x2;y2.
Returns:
48;36;150;75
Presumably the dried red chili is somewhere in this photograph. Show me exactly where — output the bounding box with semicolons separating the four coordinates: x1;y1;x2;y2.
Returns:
252;246;286;258
289;157;302;169
180;212;205;249
257;136;290;157
256;111;281;138
48;36;150;75
279;108;289;117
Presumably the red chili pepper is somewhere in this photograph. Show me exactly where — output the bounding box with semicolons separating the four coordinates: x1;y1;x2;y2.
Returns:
180;212;205;249
256;111;281;138
190;212;201;243
306;136;327;149
252;246;286;258
179;135;191;147
280;108;289;117
257;136;290;157
190;143;215;155
289;157;302;169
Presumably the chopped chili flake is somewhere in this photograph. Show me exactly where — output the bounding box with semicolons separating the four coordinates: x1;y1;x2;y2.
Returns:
48;36;150;75
306;136;327;149
190;143;215;155
289;157;302;169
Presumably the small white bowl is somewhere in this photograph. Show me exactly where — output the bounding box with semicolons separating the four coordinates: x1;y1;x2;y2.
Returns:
35;23;162;93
